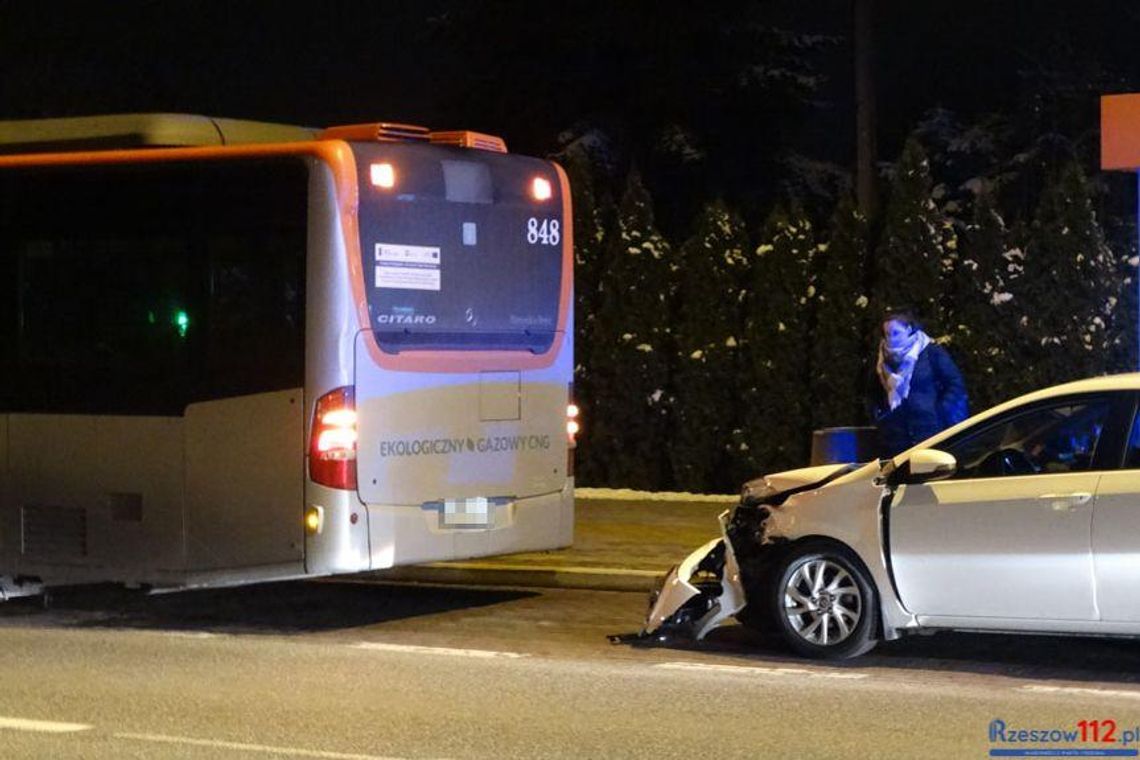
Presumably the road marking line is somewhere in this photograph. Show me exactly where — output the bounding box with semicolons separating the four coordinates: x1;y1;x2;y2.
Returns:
420;562;664;577
115;732;440;760
1019;685;1140;701
352;642;527;659
574;487;738;503
0;716;93;733
654;661;869;680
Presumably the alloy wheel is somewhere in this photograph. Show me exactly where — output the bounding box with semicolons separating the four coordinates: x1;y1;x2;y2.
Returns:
782;558;863;647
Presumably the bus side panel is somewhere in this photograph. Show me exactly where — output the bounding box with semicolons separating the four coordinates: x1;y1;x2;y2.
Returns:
4;414;184;583
300;158;373;576
184;390;304;571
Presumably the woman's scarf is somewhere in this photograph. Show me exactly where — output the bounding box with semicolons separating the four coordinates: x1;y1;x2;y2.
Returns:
877;329;932;411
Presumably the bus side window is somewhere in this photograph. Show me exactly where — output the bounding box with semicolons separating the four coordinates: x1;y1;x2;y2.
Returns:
0;159;307;416
195;161;307;401
3;166;194;416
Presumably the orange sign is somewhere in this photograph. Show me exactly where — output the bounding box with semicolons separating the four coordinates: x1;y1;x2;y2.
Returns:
1101;94;1140;170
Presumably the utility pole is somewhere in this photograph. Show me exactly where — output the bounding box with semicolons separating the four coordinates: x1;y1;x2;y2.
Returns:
854;0;877;219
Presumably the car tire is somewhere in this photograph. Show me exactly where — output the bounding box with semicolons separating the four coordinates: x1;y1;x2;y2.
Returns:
770;541;878;660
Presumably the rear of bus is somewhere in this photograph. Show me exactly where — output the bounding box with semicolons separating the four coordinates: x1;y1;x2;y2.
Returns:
305;127;575;574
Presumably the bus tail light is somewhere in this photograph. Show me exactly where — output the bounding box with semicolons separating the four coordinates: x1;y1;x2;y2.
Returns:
566;383;579;445
310;386;357;490
566;393;578;478
566;403;580;442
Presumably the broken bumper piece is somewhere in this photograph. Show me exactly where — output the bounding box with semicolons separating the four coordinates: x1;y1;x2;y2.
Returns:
634;510;746;642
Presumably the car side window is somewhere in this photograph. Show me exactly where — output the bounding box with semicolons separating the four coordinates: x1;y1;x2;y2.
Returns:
1124;409;1140;468
942;399;1111;479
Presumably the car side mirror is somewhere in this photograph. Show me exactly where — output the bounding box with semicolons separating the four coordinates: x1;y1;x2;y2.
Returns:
906;449;957;483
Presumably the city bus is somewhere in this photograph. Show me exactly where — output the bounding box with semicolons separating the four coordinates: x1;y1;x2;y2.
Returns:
0;113;575;600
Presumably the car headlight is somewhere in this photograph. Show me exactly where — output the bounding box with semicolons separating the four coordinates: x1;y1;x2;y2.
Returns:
741;477;778;505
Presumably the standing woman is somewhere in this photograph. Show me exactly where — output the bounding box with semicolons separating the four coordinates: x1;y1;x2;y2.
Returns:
870;308;969;457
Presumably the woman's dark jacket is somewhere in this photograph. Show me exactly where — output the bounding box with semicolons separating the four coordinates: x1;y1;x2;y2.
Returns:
870;343;969;458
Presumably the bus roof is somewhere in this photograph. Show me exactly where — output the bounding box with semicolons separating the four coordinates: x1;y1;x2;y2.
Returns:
0;113;318;153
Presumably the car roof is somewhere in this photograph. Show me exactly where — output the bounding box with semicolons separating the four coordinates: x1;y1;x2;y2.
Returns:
1010;372;1140;402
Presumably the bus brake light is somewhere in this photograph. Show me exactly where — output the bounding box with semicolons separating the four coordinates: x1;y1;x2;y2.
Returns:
310;386;357;490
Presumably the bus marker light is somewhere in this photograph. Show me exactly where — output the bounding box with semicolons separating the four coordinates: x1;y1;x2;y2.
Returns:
531;177;552;201
305;506;324;535
370;162;396;189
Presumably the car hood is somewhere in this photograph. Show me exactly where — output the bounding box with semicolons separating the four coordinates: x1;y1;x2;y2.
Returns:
741;463;856;505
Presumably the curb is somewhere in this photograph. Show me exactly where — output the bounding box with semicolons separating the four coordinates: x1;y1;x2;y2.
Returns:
368;562;665;593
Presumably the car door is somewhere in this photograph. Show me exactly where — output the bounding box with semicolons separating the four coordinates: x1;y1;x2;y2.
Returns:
889;394;1123;622
1092;393;1140;622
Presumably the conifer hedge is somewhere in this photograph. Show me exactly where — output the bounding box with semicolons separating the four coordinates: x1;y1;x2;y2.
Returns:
567;141;1134;493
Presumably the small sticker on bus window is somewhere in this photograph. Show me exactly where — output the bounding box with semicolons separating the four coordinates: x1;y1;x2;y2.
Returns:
374;243;441;292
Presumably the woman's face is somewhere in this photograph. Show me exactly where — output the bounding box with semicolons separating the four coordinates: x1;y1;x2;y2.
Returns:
882;319;913;351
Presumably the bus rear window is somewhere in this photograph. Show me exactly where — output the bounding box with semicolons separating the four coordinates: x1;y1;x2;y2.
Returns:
353;143;563;354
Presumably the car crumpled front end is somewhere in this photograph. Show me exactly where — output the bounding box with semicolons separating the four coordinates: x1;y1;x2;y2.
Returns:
632;464;857;643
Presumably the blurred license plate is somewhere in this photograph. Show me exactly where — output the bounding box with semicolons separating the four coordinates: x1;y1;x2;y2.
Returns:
443;497;490;527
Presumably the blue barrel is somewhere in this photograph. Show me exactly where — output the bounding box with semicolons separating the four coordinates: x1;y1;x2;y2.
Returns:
810;426;879;465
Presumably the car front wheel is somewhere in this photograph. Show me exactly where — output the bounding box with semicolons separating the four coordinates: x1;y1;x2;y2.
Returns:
771;542;878;659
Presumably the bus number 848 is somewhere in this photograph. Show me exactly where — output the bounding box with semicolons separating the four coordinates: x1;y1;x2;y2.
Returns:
526;217;560;246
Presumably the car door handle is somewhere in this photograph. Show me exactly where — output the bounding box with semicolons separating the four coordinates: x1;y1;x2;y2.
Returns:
1038;492;1093;511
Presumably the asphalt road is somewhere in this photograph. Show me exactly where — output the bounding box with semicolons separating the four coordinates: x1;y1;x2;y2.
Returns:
3;581;1140;758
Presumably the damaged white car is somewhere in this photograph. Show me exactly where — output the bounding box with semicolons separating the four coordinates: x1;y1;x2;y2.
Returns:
640;374;1140;659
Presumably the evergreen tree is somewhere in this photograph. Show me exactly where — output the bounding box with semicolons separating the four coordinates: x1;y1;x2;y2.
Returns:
1103;194;1138;376
1108;244;1138;375
741;204;817;476
873;137;956;334
556;142;616;485
947;189;1024;410
587;170;675;488
670;200;750;492
810;195;870;430
1020;159;1120;387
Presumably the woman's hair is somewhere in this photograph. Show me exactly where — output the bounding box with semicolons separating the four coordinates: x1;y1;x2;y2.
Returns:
882;307;921;333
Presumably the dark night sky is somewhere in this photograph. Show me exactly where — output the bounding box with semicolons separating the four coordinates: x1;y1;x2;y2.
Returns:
0;2;453;127
4;1;1140;198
